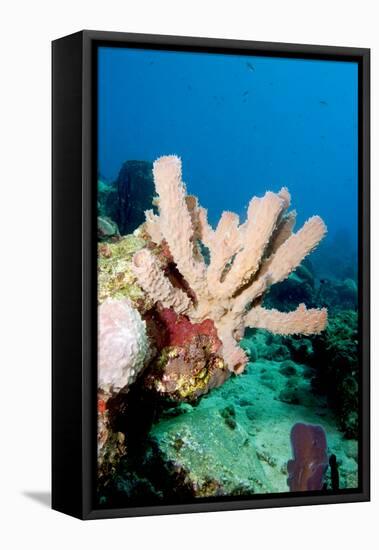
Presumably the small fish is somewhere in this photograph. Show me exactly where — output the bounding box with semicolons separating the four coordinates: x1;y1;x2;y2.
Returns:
242;90;249;97
319;100;328;106
246;61;255;72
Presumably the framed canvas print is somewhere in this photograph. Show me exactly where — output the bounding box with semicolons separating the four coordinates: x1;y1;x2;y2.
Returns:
52;30;370;520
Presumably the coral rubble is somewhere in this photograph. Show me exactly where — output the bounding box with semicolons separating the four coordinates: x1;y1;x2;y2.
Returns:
132;155;328;375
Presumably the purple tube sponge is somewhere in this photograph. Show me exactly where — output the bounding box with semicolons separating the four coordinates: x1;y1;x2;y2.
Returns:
287;422;329;492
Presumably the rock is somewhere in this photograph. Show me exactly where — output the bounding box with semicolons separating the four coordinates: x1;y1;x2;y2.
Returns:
309;310;359;438
143;308;229;402
97;398;126;483
260;371;277;391
148;407;271;497
284;336;314;364
296;262;315;288
114;160;155;234
243;329;291;362
245;406;256;422
279;359;298;377
98;178;118;221
98;216;120;241
220;405;237;429
314;278;358;312
144;338;229;403
278;387;300;405
263;268;315;312
98;235;152;310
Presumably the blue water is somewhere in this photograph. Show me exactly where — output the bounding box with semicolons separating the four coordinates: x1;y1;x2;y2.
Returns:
98;46;358;256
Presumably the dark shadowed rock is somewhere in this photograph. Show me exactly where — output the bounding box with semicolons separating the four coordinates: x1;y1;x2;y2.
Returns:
114;160;155;234
309;310;359;438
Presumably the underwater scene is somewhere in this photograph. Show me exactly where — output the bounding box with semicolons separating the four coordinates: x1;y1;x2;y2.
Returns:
96;46;359;507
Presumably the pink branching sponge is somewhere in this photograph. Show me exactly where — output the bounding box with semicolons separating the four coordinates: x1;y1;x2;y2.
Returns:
132;155;328;374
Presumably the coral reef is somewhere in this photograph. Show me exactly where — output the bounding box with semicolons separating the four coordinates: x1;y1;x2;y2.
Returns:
315;277;358;312
242;309;359;439
287;422;328;491
129;358;357;500
310;310;359;438
132;155;328;375
97;330;359;502
95;156;358;506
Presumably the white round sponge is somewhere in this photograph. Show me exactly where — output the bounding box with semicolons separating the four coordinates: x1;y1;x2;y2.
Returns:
98;298;149;393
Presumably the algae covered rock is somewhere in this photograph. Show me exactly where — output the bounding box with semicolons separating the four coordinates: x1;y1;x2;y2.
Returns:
310;310;359;438
241;329;291;362
143;308;229;402
148;405;271;497
98;216;120;241
98;234;153;310
314;278;358;312
98;178;118;221
279;359;298;377
145;343;228;402
98;161;156;236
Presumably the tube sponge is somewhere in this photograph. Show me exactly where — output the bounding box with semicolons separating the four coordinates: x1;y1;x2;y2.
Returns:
287;422;329;491
134;155;328;374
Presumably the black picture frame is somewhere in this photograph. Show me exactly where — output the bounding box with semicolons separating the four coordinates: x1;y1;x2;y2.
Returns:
52;30;370;520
